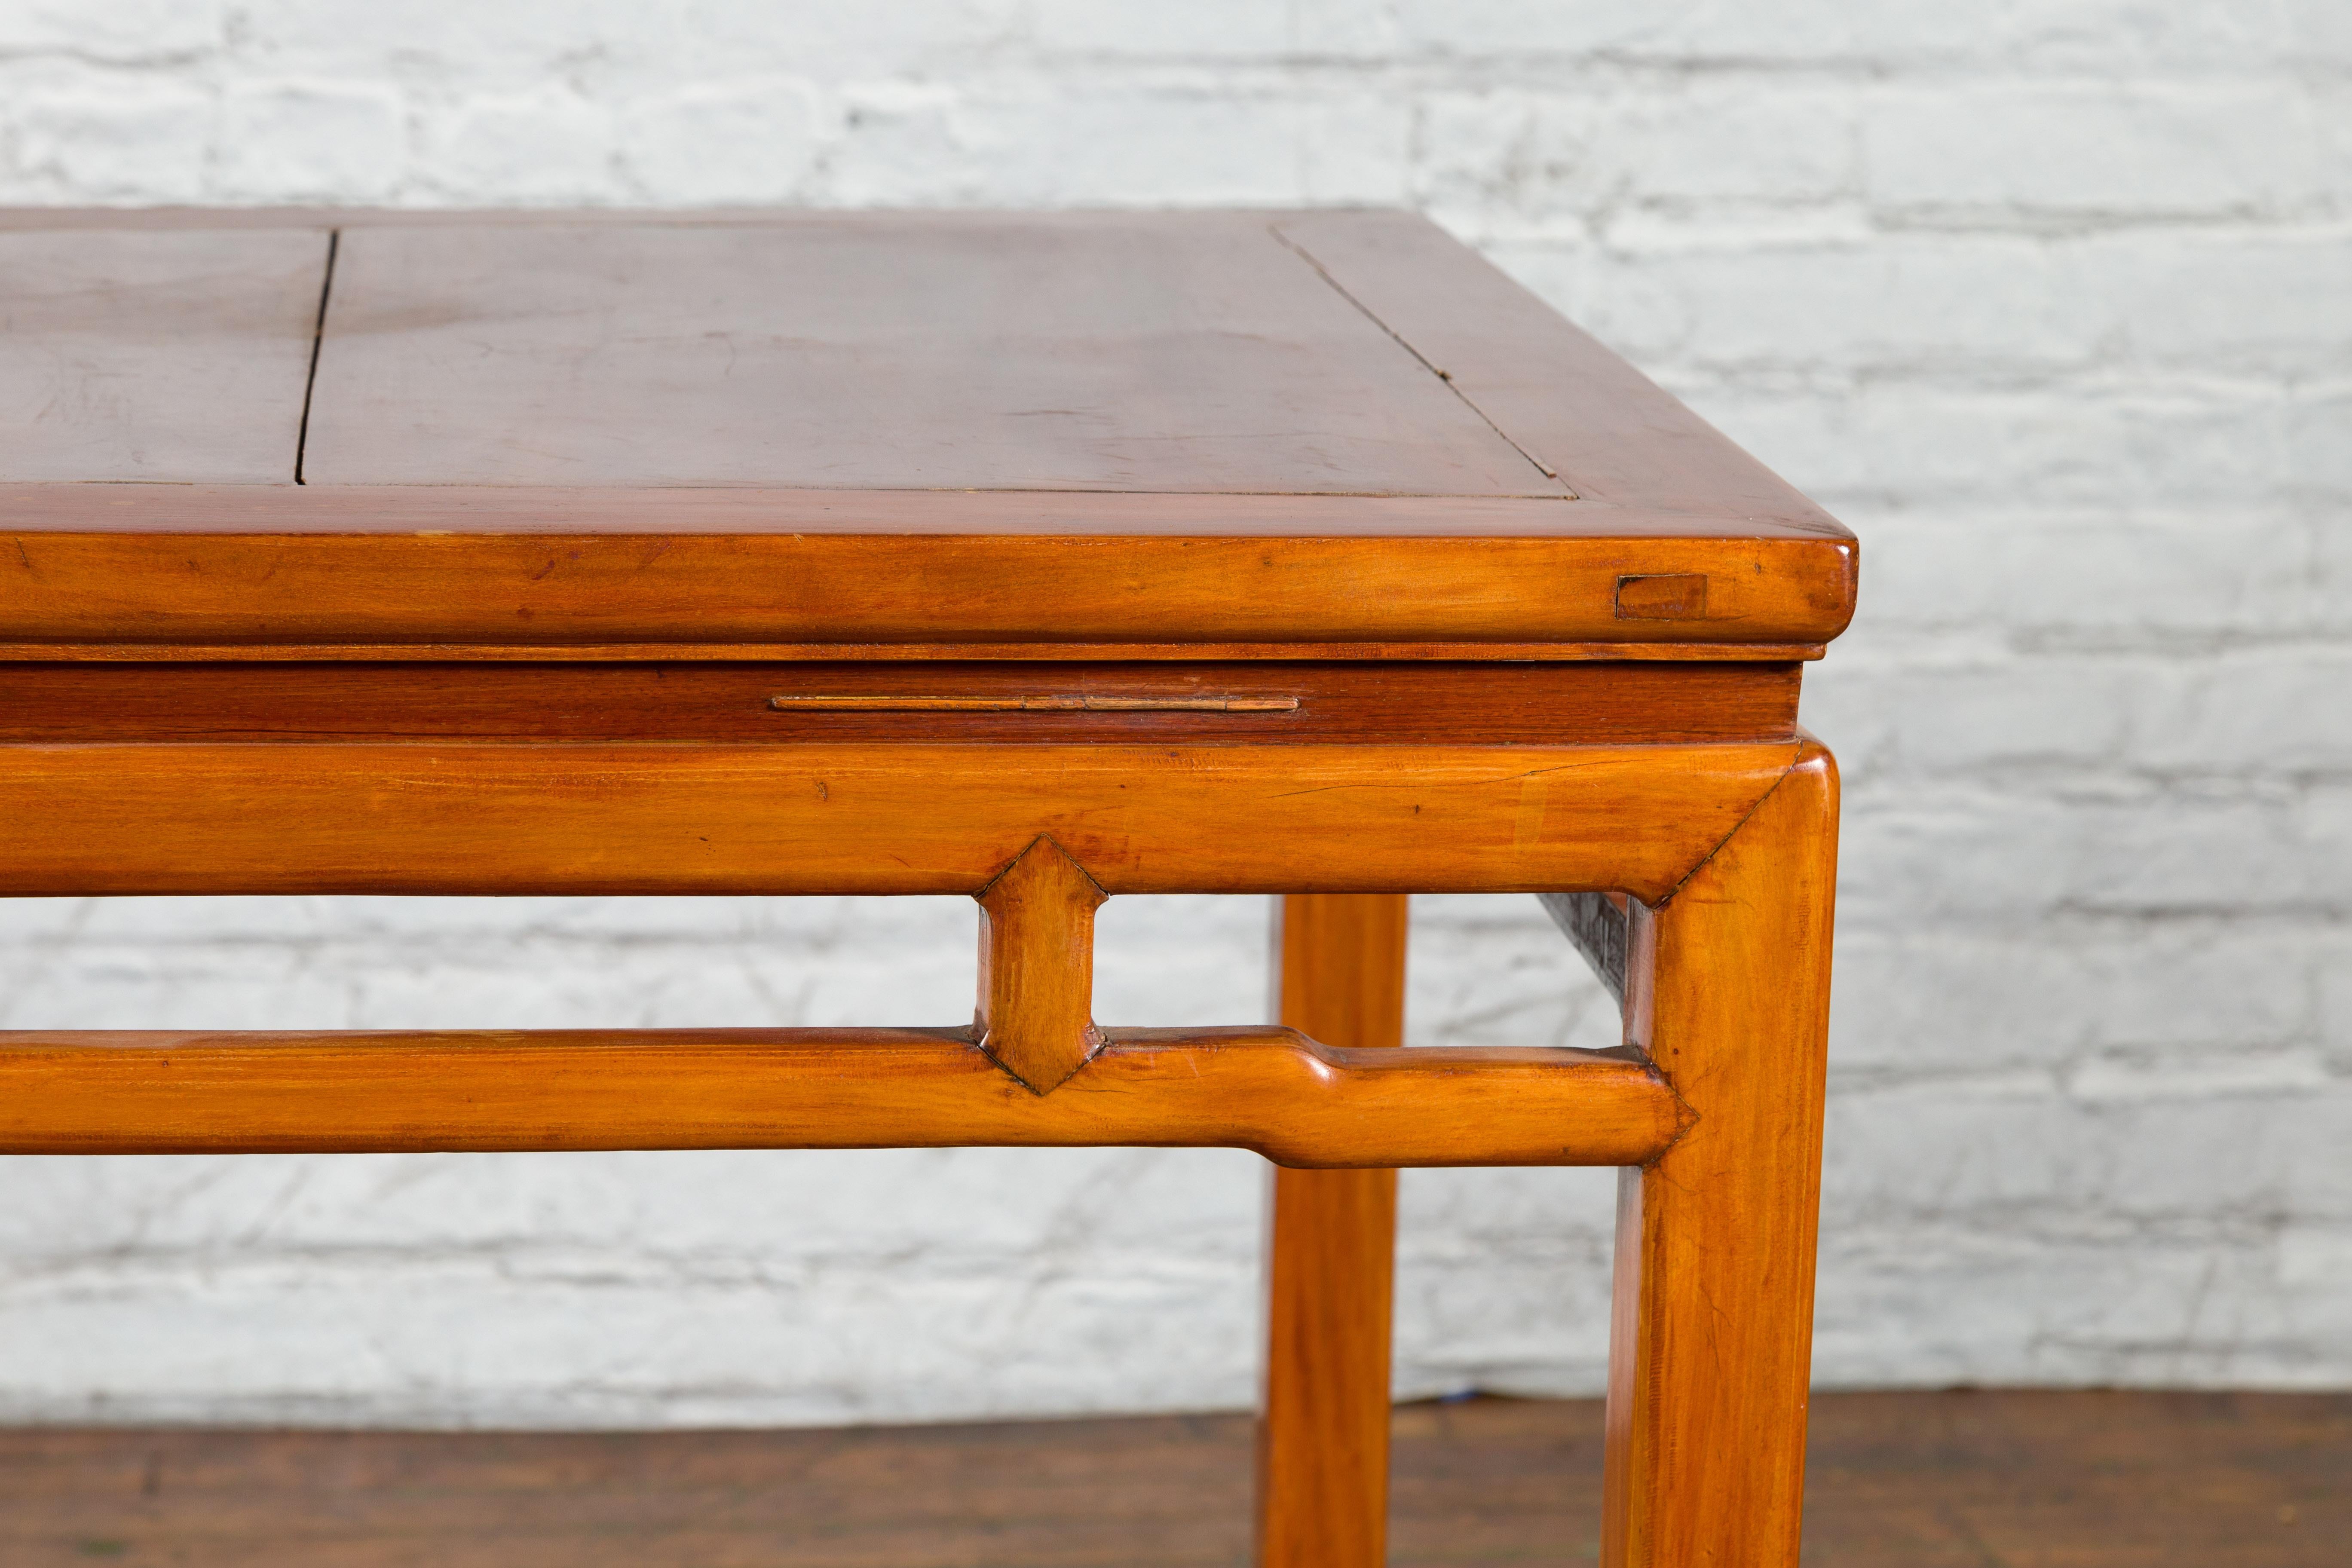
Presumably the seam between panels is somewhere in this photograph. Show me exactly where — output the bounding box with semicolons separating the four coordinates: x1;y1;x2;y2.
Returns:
293;228;341;485
1265;222;1576;496
1648;741;1811;911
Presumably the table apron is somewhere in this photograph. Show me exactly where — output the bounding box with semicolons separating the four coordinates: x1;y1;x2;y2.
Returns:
0;741;1797;899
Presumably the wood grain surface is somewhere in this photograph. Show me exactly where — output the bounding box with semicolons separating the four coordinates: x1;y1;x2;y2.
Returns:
2;1392;2339;1567
1257;895;1410;1568
1272;213;1846;532
0;641;1834;665
0;211;1858;658
0;661;1801;745
974;838;1110;1093
0;227;327;483
0;740;1798;898
0;482;1827;537
1;206;1871;1563
1602;741;1840;1568
0;1027;1686;1168
300;214;1569;495
0;500;1857;651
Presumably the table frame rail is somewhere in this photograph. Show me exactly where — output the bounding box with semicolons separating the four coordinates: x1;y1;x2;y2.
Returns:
0;1025;1688;1168
0;731;1838;1568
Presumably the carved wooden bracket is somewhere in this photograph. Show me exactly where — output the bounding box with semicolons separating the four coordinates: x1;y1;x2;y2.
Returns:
974;836;1109;1094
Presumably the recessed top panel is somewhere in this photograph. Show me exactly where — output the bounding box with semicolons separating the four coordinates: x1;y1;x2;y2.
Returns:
300;213;1571;496
0;227;328;483
0;210;1856;655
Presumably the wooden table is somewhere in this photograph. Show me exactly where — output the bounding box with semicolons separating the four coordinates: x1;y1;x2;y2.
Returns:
0;208;1855;1568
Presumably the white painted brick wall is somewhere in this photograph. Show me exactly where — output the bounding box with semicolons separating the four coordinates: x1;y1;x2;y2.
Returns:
0;0;2345;1424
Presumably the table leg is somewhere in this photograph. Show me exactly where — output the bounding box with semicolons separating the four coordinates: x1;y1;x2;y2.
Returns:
1256;893;1408;1568
1601;741;1840;1568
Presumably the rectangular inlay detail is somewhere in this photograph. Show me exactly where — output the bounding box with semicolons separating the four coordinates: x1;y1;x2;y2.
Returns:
771;694;1299;713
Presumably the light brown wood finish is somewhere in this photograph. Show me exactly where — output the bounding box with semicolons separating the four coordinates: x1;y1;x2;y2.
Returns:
1602;739;1841;1568
0;210;1858;1562
303;214;1569;495
0;481;1830;536
1258;894;1410;1568
0;639;1831;664
0;741;1797;899
0;228;327;484
1272;212;1847;533
0;493;1855;652
0;1026;1684;1168
0;211;1855;659
974;838;1109;1093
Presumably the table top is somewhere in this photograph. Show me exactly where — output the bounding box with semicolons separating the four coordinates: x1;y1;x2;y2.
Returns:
1;208;1854;661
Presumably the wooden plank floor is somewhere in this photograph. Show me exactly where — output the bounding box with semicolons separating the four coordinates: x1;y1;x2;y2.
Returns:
1;1391;2343;1566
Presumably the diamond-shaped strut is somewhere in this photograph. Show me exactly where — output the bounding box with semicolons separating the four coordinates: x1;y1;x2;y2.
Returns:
974;837;1109;1094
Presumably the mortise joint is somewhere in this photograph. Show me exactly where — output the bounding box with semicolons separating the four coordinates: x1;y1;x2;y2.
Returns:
1614;574;1709;621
